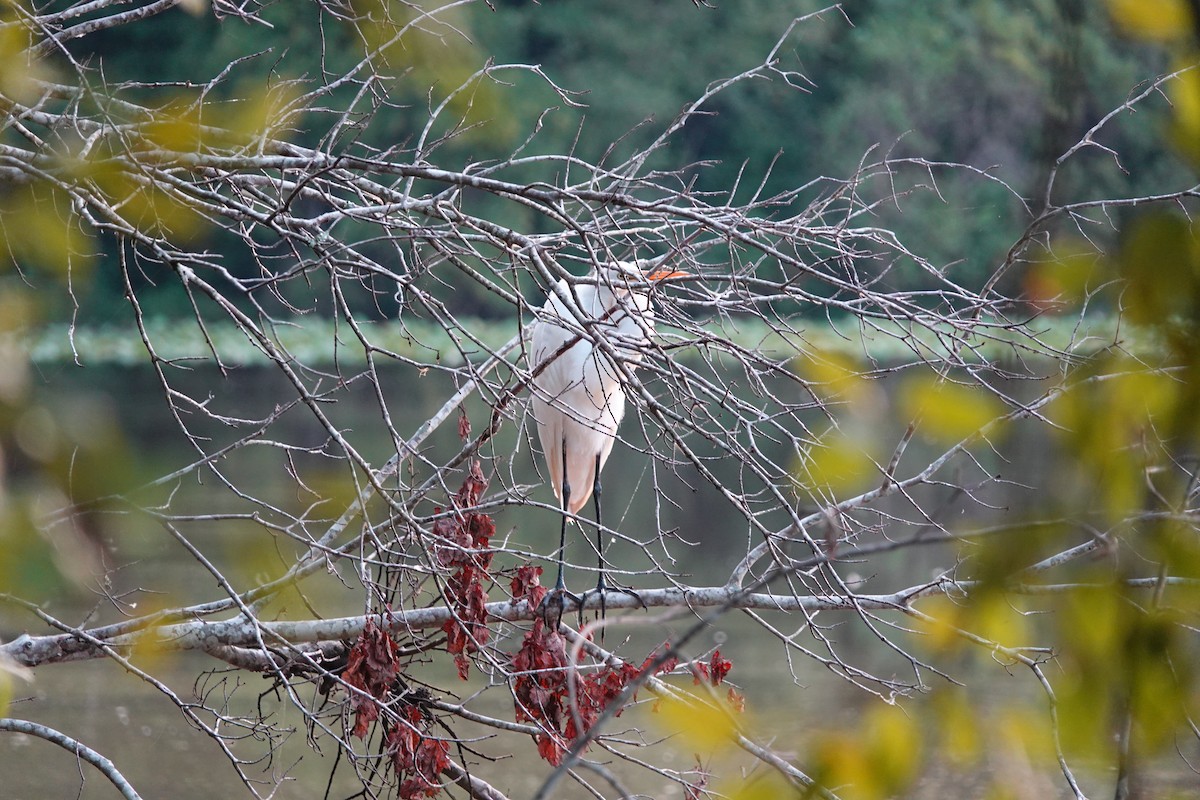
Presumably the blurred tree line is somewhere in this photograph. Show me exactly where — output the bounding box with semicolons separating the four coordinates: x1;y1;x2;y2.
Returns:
47;0;1182;323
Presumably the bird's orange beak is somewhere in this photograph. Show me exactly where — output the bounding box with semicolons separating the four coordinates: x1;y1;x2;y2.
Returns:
646;269;688;282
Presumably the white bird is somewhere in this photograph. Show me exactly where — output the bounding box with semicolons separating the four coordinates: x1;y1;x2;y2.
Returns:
529;258;686;623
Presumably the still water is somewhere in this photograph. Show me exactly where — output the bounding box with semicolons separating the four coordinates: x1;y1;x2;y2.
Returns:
1;364;1195;799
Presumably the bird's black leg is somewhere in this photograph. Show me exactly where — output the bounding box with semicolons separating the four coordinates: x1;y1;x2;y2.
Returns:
588;453;643;636
593;452;609;628
540;436;581;629
554;438;570;593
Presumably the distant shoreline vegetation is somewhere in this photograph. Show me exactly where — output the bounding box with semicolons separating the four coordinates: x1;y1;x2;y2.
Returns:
18;314;1133;368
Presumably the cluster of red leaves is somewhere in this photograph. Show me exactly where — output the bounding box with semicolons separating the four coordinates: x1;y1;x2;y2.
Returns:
386;706;451;800
433;460;496;680
511;617;572;764
341;624;450;799
684;758;711;800
510;564;546;610
510;570;680;766
692;649;744;711
342;618;400;738
692;650;732;687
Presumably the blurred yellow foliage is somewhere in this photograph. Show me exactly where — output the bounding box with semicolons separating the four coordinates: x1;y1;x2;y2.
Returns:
724;772;801;800
1108;0;1200;166
1060;586;1122;667
0;289;38;335
795;349;871;407
0;21;50;104
916;595;966;655
222;523;310;619
85;161;205;241
994;707;1056;769
931;689;981;765
139;97;206;155
1052;361;1182;521
1107;0;1195;42
221;83;302;150
899;373;1004;445
0;185;93;277
1023;238;1103;311
799;427;880;497
349;0;512;144
972;592;1028;649
652;692;739;752
1118;213;1200;327
1169;65;1200;164
808;704;921;800
861;704;922;790
126;597;182;675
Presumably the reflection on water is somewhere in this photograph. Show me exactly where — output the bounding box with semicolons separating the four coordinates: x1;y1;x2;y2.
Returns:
1;365;1195;798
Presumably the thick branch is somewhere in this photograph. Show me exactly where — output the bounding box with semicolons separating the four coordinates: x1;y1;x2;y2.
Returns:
0;718;144;800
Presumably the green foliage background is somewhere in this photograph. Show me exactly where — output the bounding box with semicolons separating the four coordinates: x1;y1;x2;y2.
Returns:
22;0;1186;324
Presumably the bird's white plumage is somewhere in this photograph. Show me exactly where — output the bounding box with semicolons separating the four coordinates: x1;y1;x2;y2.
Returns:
530;261;656;514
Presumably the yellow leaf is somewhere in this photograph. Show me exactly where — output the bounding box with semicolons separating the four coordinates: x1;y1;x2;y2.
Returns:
914;596;965;655
1108;0;1194;42
723;773;801;800
652;694;737;752
970;592;1027;648
996;707;1055;765
812;731;886;800
798;427;878;495
226;83;301;146
863;704;921;791
794;349;867;405
126;597;181;674
1118;213;1200;326
0;24;51;104
932;690;980;765
1062;586;1121;664
899;374;1003;444
0;186;93;278
92;168;206;240
1169;66;1200;165
139;98;204;154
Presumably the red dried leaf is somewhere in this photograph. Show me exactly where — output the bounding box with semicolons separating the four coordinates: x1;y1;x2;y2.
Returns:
639;646;678;676
349;694;378;740
708;650;732;686
512;620;568;731
692;650;732;687
455;459;488;507
536;733;565;766
512;629;679;765
684;758;711;800
388;707;450;799
342;618;401;739
435;460;497;680
457;407;471;442
510;564;546;609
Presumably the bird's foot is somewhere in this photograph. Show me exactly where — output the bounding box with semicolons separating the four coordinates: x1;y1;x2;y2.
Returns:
578;584;644;644
537;586;584;631
581;583;646;620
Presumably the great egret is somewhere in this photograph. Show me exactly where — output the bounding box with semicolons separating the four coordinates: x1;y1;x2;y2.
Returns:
529;258;685;626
